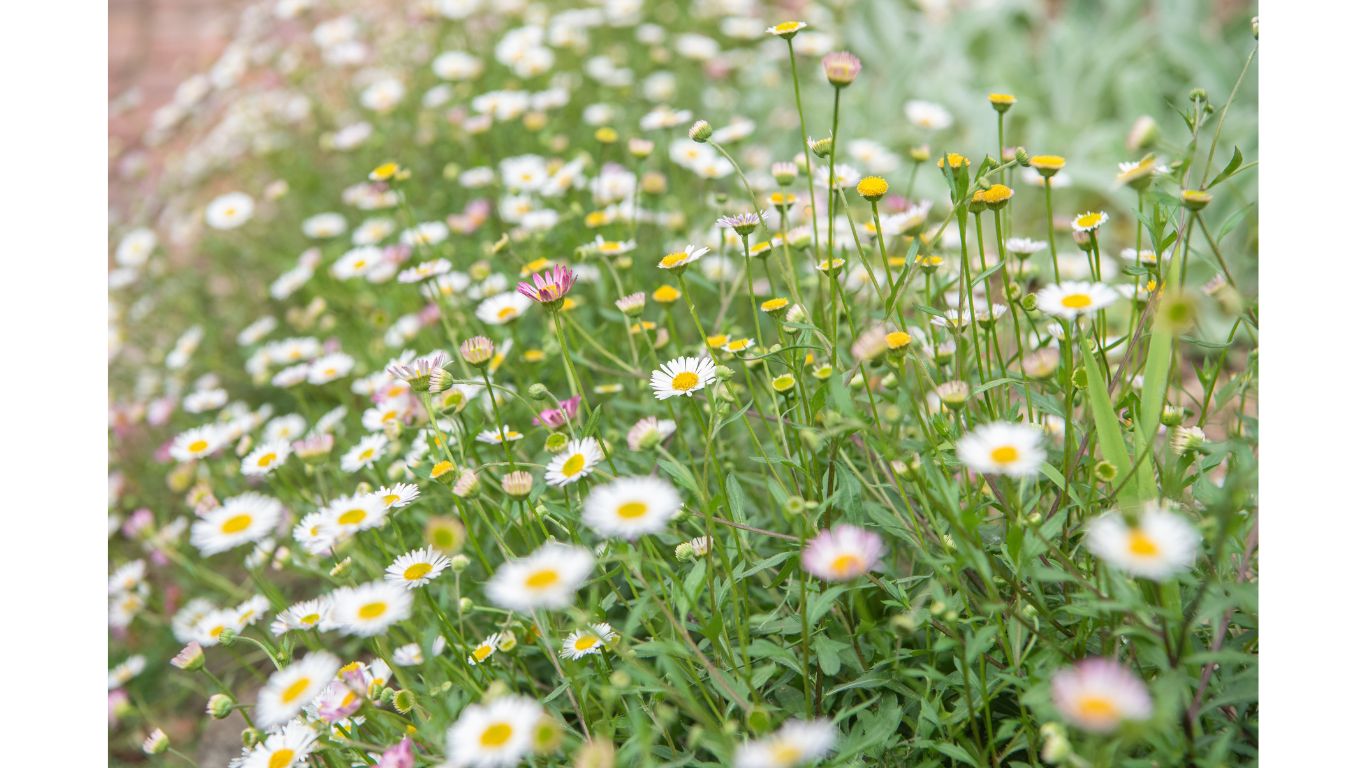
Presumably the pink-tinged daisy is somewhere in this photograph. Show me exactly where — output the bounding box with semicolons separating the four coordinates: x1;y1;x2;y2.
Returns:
533;396;582;429
821;51;862;87
1051;658;1153;733
516;263;577;308
802;525;885;581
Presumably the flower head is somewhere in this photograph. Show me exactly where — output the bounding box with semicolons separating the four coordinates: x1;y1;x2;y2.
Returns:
957;422;1045;477
650;356;717;399
583;475;683;540
822;51;862;87
1051;659;1152;733
486;542;595;613
735;719;837;768
802;525;885;581
516;264;577;309
1036;281;1120;319
1086;502;1200;580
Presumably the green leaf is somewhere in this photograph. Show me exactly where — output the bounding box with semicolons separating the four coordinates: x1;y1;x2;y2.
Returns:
1080;343;1138;506
1207;145;1243;188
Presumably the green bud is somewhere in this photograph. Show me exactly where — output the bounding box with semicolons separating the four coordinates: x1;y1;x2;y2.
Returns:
393;689;416;714
714;364;734;381
747;708;772;732
688;120;713;142
1070;367;1088;389
1021;293;1038;311
544;432;569;453
527;383;554;400
207;694;234;720
1093;460;1119;482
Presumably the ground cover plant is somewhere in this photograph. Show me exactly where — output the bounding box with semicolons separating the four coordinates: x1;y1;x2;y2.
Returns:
108;1;1259;765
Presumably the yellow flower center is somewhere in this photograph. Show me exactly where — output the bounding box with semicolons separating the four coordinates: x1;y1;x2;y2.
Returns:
1031;155;1066;170
1075;213;1104;229
256;453;277;467
525;568;560;589
337;508;367;526
671;371;700;391
403;562;434;581
774;21;802;33
280;676;312;704
660;251;689;268
358;448;375;461
432;460;454;478
268;749;296;768
1077;695;1119;721
357;601;388;620
886;331;912;349
382;493;400;505
300;613;320;626
220;514;253;534
617;501;648;519
830;553;864;577
771;742;803;764
480;722;514;748
1127;530;1161;557
989;445;1020;464
761;298;789;312
1060;293;1093;309
472;644;494;662
652;285;681;303
497;306;517;320
574;635;600;651
560;453;586;477
188;439;209;453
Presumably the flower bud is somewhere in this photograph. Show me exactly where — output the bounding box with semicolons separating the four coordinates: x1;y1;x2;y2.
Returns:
142;729;169;756
393;689;416;714
460;336;495;367
171;642;205;671
688;120;712;142
1093;460;1119;482
207;693;235;719
501;471;533;499
822;51;862;87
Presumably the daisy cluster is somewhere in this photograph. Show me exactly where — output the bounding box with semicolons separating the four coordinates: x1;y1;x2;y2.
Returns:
108;1;1258;767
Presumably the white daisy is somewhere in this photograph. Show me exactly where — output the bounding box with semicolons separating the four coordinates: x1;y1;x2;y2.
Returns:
239;719;320;768
1072;210;1110;233
169;424;227;462
486;542;595;613
271;598;333;636
322;492;388;535
582;475;682;541
443;695;545;768
256;652;340;728
1086;502;1200;580
206;192;255;230
375;483;421;509
543;438;604;487
956;422;1046;478
1036;281;1120;320
801;525;885;582
308;353;356;384
559;623;617;660
1051;658;1152;733
650;356;717;400
475;291;534;325
467;633;501;666
329;581;413;637
904;99;953;130
385;546;453;589
734;719;838;768
477;426;524;445
341;433;388;472
242;440;292;476
190;493;284;556
657;243;709;270
302;212;347;239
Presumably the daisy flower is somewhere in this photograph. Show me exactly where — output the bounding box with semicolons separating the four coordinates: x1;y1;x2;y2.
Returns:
734;719;838;768
544;438;604;487
375;483;420;509
385;546;453;589
478;425;525;445
650;355;717;400
1051;658;1153;733
486;542;595;613
1072;210;1109;233
1036;281;1120;320
205;191;254;229
626;416;676;450
256;652;340;728
443;695;545;768
802;525;885;581
330;581;413;637
190;493;284;556
341;433;388;472
308;353;356;384
957;422;1046;478
239;720;320;768
169;424;227;462
516;264;577;306
467;633;502;666
582;475;683;540
322;492;388;535
476;292;534;325
1005;237;1047;256
904;100;953;130
1086;502;1200;580
657;244;709;270
766;20;808;38
560;623;617;660
242;440;291;476
271;598;333;636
